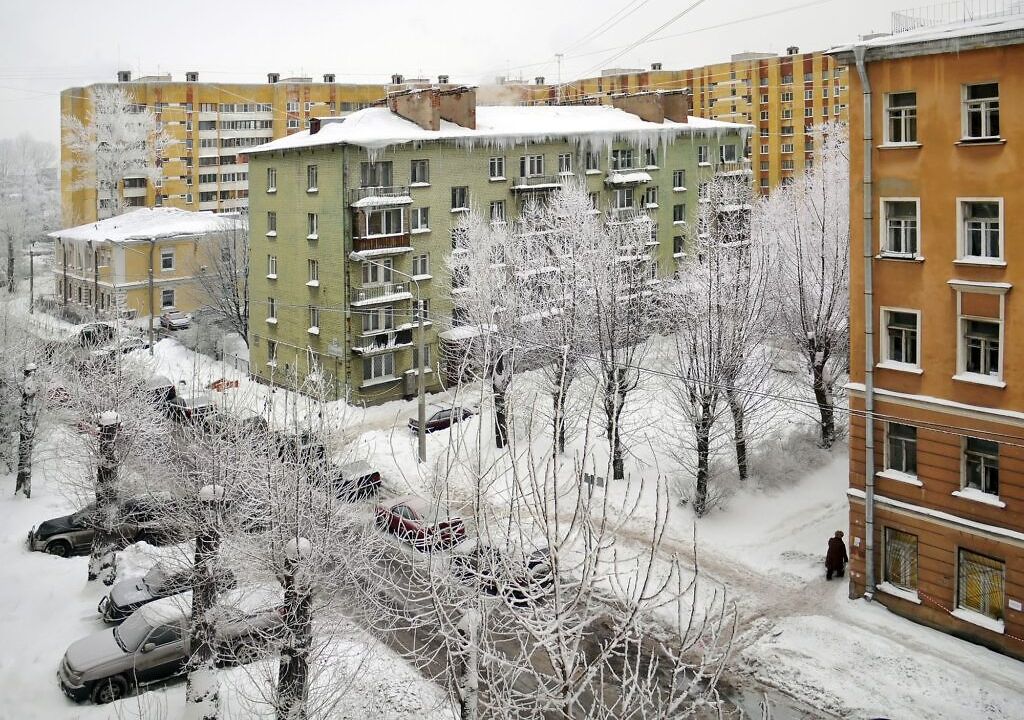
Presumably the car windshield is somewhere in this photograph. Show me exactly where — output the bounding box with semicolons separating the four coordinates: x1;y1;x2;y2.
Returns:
142;566;169;592
113;612;153;652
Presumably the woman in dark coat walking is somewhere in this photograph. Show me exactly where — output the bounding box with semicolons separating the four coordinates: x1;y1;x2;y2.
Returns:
826;530;849;580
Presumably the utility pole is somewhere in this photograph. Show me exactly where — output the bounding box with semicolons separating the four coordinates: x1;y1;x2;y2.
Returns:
28;240;35;314
556;53;564;104
148;237;155;355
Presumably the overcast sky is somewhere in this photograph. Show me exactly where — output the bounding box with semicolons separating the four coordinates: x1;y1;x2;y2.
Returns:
0;0;901;145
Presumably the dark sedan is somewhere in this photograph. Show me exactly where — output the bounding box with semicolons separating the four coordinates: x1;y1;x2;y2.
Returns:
374;495;467;551
450;540;553;603
408;404;477;434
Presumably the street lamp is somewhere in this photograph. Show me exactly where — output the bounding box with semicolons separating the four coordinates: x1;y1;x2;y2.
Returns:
349;250;427;463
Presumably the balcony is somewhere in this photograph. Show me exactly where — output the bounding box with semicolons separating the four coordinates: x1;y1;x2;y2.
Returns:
348;185;412;207
605;170;652;185
349;282;414;306
716;159;753;175
352;234;413;256
607;207;654;225
351;328;414;355
511;175;562;192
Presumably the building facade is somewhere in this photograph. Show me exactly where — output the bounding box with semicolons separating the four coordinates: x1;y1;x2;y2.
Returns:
558;50;849;193
245;88;749;404
48;207;245;320
833;16;1024;659
60;72;389;225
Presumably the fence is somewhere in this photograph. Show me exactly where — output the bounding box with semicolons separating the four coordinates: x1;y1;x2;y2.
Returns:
892;1;1023;33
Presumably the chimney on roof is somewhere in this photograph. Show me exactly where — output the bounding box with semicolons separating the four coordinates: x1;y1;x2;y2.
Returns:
391;73;405;85
438;74;450;84
268;72;280;83
535;76;545;85
323;73;336;83
310;117;322;135
611;89;690;124
389;89;440;131
438;86;476;129
786;46;799;55
117;70;131;83
651;62;662;70
186;71;199;82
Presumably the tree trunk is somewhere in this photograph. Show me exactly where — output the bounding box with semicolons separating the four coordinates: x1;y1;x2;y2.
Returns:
277;552;312;720
552;390;567;455
725;387;748;482
457;610;480;720
494;388;508;449
15;366;38;498
185;490;224;720
88;414;120;584
810;361;835;448
604;368;626;481
693;407;712;517
6;234;14;293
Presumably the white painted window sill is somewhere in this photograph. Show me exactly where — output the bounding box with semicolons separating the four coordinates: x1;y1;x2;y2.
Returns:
409;182;430;188
954;257;1006;268
952;373;1006;389
361;375;400;388
307;187;318;194
451;207;469;213
266;231;277;237
951;608;1005;634
698;162;712;167
266;274;277;280
489;176;506;182
644;165;659;171
876;361;923;375
266;360;277;367
673;186;687;192
952;488;1006;508
267;188;277;194
410;274;432;282
557;171;574;177
266;318;278;325
955;137;1006;147
673;252;685;259
876;582;922;604
584;169;602;175
306;280;320;288
877;469;923;487
877;253;924;262
645;203;659;209
409;228;431;236
307;326;320;336
307;234;319;241
672;220;687;226
404;367;434;376
877;142;922;150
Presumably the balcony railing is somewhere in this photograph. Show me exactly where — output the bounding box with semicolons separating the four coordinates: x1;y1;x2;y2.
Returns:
349;282;413;305
511;175;563;191
348;185;411;206
353;234;412;253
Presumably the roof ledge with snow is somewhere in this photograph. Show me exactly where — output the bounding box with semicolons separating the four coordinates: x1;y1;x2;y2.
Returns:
48;207;246;244
829;13;1024;62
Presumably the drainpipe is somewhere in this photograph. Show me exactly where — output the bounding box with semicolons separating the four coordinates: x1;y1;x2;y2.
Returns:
148;238;156;355
854;45;876;600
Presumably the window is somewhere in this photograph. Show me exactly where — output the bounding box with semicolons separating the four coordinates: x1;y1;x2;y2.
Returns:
286;101;299;112
781;126;794;136
672;204;685;223
161;289;175;308
963;319;1000;376
760;127;769;137
266;211;277;235
611;149;634;171
147;624;182;647
781;74;793;85
959;200;1002;260
781;159;795;170
361;161;393;188
451;186;469;210
266;167;277;192
412;253;429;277
719;144;738;163
160;249;175;271
363;353;395;381
884;528;919;591
644;186;658;207
308;305;320;331
308;259;319;283
883;309;919;367
760;161;769;171
885;92;917;144
585;151;600;172
362;258;392;285
613;187;634;210
964;437;999;495
287;119;299;129
412;343;431;368
781;91;793;102
489;156;505;179
760;144;769;155
557;153;573;174
804;107;814;118
267;297;276;320
882;200;919;256
361;306;394;333
672;170;686;189
410;159;429;184
267;254;277;277
781;143;795;153
760;93;769;104
411;207;429;232
306;164;318;192
697;146;709;165
804;89;813;101
760;77;768;87
886;424;918;476
822;86;830;99
643;148;658;167
589;192;599;211
520;155;544;177
307;213;318;238
957;549;1004;622
759;110;769;121
366;208;403;236
413;298;430;323
673;235;684;255
490;200;506;223
963;83;999;139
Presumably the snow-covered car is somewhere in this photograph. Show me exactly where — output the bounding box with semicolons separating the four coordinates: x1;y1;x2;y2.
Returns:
450;539;553;603
166;392;214;425
84;337;150;365
145;374;176;407
407;404;477;434
374;495;467;551
158;309;191;330
97;564;234;623
59;587;285;704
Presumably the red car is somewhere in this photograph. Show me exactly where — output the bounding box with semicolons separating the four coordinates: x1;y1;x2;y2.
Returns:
374;495;467;551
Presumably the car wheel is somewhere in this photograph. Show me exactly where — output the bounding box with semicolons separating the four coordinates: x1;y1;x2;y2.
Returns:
45;540;71;557
91;675;128;704
232;642;259;665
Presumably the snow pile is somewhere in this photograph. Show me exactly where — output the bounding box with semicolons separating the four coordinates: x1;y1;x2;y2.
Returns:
48;206;245;243
351;194;413;208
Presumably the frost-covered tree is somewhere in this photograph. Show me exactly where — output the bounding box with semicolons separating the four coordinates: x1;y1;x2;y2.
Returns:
62;85;174;219
193;219;250;347
0;135;57;292
760;123;849;447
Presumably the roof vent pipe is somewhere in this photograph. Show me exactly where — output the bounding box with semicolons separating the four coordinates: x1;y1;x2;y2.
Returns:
438;74;450;84
268;73;280;83
117;70;131;83
651;62;662;70
535;76;545;85
186;71;198;82
323;73;336;83
786;45;800;55
391;73;404;84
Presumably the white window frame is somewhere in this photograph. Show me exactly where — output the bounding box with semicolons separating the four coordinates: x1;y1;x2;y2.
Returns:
955;548;1005;625
884;423;919;479
884;91;918;145
364;208;404;237
308;258;319;284
361;306;394;334
490;200;506;224
267;254;277;278
412;253;430;277
307;212;318;239
160;288;175;308
557;153;573;174
962;82;1000;140
644;186;658;208
672;169;686;190
760;144;769;155
949;281;1008;388
879;307;922;373
697;145;710;165
306;164;318;192
308;305;320;333
719;144;738;163
521;154;544;177
488;156;505;180
267;296;277;321
160;248;175;272
363;352;395;381
410;159;430;185
956;198;1004;264
361;258;393;286
410;207;430;233
879;197;921;259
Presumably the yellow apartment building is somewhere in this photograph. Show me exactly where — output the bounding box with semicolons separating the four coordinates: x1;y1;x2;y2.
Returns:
557;49;849;193
832;13;1024;659
48;207;245;320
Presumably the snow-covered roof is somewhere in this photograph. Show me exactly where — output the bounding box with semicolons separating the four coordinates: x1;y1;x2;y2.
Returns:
249;105;749;155
605;171;653;185
350;194;413;208
49;207;245;244
830;13;1024;58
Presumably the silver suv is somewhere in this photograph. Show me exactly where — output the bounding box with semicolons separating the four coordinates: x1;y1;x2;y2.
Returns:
59;588;285;704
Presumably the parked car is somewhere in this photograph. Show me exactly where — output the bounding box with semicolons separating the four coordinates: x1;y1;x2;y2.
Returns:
374;495;467;551
82;337;149;366
159;309;191;330
98;564;234;623
332;460;382;501
27;495;185;557
450;539;553;603
145;375;176;407
76;322;117;347
408;404;478;434
59;587;285;704
166;392;214;425
206;410;269;441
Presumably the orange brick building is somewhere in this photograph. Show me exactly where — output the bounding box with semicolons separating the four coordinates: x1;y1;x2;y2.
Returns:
832;15;1024;659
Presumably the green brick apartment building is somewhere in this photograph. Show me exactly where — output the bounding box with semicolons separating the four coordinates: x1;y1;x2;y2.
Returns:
245;87;750;403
